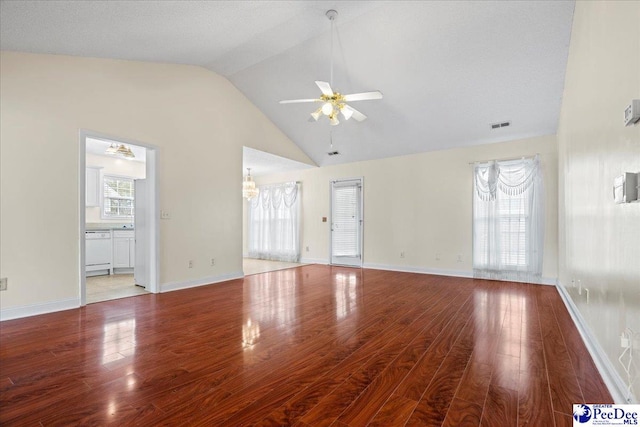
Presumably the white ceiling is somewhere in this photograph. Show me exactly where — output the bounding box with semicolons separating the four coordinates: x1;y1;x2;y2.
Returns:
243;147;315;177
1;1;575;168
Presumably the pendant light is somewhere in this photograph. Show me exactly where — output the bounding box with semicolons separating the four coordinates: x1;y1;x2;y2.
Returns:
105;143;135;159
242;168;259;200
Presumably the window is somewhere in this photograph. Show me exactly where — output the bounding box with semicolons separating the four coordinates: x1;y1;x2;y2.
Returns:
247;182;300;262
474;190;529;268
472;156;544;283
103;175;134;218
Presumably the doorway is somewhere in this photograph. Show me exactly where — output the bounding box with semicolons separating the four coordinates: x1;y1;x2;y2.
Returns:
330;178;363;267
242;146;313;275
80;131;159;305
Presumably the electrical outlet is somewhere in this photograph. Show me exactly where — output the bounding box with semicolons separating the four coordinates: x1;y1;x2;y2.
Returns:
306;246;310;252
188;260;193;269
161;210;171;219
210;258;215;266
400;251;405;258
435;253;441;261
621;334;631;349
0;278;7;291
456;254;462;262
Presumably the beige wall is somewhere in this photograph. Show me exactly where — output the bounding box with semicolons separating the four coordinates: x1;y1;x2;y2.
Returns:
254;135;558;281
557;1;640;401
85;153;146;224
0;51;312;314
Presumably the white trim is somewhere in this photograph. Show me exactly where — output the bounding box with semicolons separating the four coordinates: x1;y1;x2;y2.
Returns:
330;177;364;267
555;282;633;404
300;257;329;265
1;298;80;321
79;134;87;305
363;263;473;278
146;148;159;294
160;271;244;293
361;262;556;285
539;276;558;286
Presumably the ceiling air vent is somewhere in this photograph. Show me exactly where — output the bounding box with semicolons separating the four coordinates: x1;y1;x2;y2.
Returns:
327;151;340;156
491;121;511;129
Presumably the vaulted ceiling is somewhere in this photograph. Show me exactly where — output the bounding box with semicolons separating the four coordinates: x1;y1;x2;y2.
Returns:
0;1;575;167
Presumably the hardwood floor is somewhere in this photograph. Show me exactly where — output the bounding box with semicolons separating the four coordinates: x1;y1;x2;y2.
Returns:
243;258;308;276
0;265;612;426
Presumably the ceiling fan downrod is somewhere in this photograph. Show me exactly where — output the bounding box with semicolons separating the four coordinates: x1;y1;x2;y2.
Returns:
326;10;338;87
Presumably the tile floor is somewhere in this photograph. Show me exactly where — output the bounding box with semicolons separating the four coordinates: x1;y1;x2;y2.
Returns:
86;273;149;304
85;260;306;304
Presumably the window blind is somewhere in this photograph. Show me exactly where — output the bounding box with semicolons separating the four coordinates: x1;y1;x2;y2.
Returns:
332;184;360;257
103;175;134;218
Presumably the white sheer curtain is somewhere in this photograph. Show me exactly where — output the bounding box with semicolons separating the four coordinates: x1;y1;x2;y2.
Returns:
248;181;301;262
473;155;544;283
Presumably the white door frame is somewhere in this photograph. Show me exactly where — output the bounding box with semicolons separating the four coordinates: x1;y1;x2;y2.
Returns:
79;130;160;305
329;177;364;267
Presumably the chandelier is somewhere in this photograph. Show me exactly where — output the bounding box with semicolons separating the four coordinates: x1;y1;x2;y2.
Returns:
242;168;259;200
105;143;135;159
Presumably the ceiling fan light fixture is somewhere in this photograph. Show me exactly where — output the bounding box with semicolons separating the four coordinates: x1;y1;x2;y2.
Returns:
310;109;322;121
278;9;382;129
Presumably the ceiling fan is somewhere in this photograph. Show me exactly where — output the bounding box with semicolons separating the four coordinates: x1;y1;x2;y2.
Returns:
279;10;383;126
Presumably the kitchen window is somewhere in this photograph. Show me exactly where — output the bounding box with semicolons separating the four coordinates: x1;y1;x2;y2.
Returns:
102;175;134;219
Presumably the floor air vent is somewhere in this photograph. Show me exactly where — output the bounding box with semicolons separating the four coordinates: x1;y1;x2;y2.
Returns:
491;121;511;129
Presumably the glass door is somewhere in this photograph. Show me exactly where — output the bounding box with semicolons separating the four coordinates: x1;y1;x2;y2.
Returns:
330;178;363;267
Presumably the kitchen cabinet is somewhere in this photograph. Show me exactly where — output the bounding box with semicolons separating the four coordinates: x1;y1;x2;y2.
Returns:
86;167;102;207
113;230;135;269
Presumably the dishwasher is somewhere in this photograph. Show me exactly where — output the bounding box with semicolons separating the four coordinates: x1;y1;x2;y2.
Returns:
86;231;112;276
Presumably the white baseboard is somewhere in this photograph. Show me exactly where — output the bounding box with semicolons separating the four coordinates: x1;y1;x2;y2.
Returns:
556;282;633;404
539;276;558;286
0;297;80;321
312;261;557;286
299;257;329;265
160;271;244;293
363;262;474;279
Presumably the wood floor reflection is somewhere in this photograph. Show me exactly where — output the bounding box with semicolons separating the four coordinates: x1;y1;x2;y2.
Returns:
0;265;612;426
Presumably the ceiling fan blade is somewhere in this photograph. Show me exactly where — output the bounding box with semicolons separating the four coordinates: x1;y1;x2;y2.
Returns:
341;104;367;121
343;91;383;102
279;98;320;104
315;81;334;96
